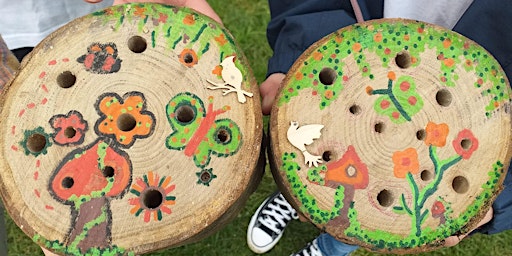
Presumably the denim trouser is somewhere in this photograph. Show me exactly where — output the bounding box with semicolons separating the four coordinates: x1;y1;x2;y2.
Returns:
317;233;359;256
0;202;7;256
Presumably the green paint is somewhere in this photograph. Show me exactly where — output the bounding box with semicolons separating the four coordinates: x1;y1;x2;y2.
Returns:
345;162;503;250
96;141;109;171
33;234;133;256
277;20;511;117
282;152;345;224
69;205;108;250
370;75;424;123
68;177;115;209
92;3;250;89
166;93;242;170
20;126;52;157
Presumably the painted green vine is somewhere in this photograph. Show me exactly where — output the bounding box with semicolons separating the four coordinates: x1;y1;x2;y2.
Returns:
278;20;510;117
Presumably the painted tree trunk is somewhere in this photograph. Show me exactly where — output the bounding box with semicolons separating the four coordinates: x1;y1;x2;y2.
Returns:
67;197;110;252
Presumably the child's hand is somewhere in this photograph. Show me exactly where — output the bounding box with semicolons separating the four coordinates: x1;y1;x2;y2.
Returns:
83;0;222;24
260;73;285;115
444;208;493;247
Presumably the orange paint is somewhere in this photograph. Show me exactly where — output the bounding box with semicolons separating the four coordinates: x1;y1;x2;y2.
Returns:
443;58;455;67
183;14;195;25
324;145;369;189
424;122;449;147
214;34;227;46
374;32;383;42
352;42;362;52
387;71;396;81
295;72;303;81
184;101;230;156
392;148;419;178
313;51;323;61
443;38;451;48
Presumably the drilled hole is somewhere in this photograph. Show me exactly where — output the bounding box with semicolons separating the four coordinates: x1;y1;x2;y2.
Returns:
374;122;385;133
461;139;472;150
128;36;147;53
349;105;361;115
452;176;470;194
377;189;394;207
143;189;163;209
200;172;211;183
395;51;412;69
117;113;137;132
420;170;433;181
183;53;194;64
436;89;452;107
27;133;47;153
62;177;74;189
57;71;76;88
64;127;77;138
102;166;115;178
216;129;230;143
416;129;426;140
322;151;332;162
318;67;337;85
176;105;195;123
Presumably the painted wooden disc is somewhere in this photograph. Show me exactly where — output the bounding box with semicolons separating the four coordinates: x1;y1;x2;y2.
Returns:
269;19;512;253
0;3;262;255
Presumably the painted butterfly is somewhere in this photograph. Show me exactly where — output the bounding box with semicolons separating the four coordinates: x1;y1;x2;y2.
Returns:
166;92;242;169
369;72;424;124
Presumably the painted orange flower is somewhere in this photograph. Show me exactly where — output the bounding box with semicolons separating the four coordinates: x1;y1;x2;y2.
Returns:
424;122;449;147
183;13;195;25
214;34;227;46
179;48;198;68
212;65;223;76
96;92;155;147
392;148;419;178
129;171;176;222
452;129;479;159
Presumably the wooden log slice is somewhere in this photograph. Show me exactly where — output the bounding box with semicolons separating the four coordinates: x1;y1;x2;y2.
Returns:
0;3;263;255
269;19;512;253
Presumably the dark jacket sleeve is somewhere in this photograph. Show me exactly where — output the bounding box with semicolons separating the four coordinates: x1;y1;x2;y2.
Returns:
266;0;383;76
453;0;512;235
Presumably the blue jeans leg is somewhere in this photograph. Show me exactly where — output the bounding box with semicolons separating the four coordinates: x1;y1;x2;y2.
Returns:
316;233;359;256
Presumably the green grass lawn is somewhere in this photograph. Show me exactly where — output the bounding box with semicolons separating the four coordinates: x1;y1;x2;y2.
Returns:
5;0;512;255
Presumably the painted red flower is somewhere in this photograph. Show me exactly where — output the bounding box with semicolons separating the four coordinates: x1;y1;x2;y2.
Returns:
452;129;478;159
392;148;419;178
50;111;88;145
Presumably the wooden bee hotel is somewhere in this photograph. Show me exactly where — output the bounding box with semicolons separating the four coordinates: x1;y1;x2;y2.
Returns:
0;3;263;255
268;19;512;253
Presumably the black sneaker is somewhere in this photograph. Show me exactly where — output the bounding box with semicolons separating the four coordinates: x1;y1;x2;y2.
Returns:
291;238;323;256
247;191;299;253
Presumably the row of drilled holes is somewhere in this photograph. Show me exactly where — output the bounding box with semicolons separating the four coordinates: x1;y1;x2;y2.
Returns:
377;175;469;207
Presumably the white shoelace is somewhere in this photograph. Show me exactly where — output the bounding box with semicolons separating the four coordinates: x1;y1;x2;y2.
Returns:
257;195;298;234
299;239;322;256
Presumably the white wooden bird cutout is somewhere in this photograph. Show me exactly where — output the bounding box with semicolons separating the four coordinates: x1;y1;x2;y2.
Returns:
206;56;253;103
287;121;324;167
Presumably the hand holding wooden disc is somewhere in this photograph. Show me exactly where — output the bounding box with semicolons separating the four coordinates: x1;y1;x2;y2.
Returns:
269;19;512;253
0;3;262;255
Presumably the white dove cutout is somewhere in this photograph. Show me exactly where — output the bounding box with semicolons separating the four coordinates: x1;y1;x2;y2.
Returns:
206;56;253;103
287;121;324;167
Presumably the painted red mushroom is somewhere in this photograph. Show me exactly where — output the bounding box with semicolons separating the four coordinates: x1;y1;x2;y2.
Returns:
310;145;369;228
49;139;131;253
431;200;446;225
